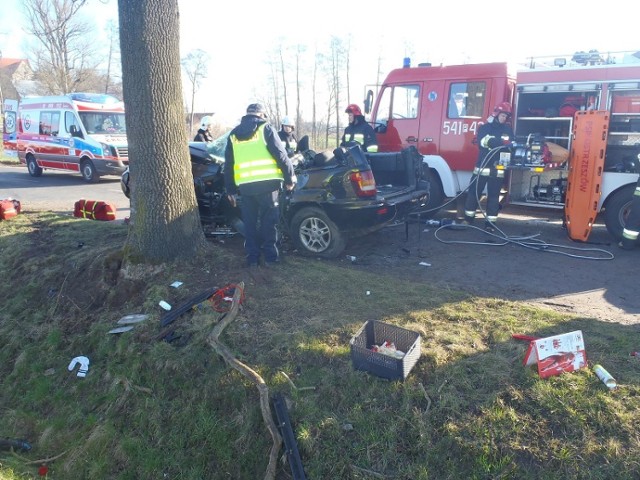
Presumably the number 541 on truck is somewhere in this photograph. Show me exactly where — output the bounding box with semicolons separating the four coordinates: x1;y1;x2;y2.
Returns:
364;51;640;241
16;93;128;182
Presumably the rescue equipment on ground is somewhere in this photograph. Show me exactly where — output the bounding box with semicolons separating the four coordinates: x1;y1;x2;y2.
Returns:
0;198;21;220
73;199;117;221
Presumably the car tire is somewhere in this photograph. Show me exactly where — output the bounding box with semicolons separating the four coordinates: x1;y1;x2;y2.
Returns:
81;159;99;183
603;184;635;241
27;155;43;177
426;170;445;218
290;207;346;259
120;168;130;198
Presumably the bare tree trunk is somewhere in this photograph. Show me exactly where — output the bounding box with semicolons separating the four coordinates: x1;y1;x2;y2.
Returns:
345;36;351;106
295;46;301;137
190;85;195;134
312;49;317;147
279;46;288;117
331;39;341;148
118;0;205;262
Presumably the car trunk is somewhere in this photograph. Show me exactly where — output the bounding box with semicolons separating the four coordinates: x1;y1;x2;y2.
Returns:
366;147;426;202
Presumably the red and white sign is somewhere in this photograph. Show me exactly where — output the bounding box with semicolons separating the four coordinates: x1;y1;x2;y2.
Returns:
523;330;587;379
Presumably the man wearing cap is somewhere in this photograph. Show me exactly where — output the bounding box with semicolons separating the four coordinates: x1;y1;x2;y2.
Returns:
340;104;378;152
225;103;297;268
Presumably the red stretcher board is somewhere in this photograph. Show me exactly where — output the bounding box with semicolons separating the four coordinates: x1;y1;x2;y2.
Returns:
564;110;610;242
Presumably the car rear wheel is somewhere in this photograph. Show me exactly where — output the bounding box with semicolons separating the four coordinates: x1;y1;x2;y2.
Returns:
27;155;43;177
290;207;346;259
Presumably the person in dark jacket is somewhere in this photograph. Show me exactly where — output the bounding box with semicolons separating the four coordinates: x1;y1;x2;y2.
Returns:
619;177;640;250
194;115;214;142
224;103;296;267
340;104;378;152
463;102;515;232
277;116;298;157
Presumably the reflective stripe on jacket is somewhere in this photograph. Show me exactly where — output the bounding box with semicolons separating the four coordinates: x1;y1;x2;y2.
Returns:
231;124;284;185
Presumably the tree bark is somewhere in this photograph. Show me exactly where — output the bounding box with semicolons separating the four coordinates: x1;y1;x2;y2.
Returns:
118;0;205;262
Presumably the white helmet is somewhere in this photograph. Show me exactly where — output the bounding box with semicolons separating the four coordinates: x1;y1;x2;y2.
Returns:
281;116;295;129
200;115;213;129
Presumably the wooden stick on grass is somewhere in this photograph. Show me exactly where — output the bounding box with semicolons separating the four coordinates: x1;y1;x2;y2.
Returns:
206;282;282;480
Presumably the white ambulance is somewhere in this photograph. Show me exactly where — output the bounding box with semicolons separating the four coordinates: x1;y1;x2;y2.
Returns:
17;93;128;182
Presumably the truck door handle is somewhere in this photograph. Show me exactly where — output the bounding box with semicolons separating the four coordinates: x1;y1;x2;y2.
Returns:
406;136;418;143
423;138;433;142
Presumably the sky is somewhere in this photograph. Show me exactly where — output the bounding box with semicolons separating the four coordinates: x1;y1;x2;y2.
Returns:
1;0;638;127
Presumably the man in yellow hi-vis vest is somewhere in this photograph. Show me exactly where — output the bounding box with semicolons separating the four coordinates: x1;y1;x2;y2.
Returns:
225;103;297;268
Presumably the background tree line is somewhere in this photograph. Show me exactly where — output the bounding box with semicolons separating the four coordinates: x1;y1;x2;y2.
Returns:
15;0;387;150
11;0;389;262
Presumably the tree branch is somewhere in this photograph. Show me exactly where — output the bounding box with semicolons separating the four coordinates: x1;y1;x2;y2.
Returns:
206;282;282;480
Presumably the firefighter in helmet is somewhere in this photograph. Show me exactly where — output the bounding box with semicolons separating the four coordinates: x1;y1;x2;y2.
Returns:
340;104;378;152
619;177;640;250
194;115;214;142
463;102;514;232
278;116;298;158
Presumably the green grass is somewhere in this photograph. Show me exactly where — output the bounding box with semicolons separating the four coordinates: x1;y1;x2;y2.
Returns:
1;212;639;479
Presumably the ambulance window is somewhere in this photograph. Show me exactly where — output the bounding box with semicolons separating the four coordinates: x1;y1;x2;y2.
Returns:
391;85;419;119
64;112;81;136
448;82;486;118
39;111;60;136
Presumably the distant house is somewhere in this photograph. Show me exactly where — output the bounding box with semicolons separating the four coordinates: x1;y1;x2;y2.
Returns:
0;58;36;101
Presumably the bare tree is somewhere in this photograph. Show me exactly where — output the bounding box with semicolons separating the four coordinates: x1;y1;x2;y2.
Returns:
181;49;210;133
329;36;344;148
278;45;288;117
118;0;205;262
294;44;304;137
104;19;121;96
22;0;102;94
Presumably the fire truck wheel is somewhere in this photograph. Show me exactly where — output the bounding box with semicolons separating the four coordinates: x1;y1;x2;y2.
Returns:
81;159;100;183
290;207;346;259
603;184;635;241
26;155;43;177
420;169;444;218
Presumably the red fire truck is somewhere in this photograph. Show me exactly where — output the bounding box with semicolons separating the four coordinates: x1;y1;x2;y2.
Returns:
363;52;640;240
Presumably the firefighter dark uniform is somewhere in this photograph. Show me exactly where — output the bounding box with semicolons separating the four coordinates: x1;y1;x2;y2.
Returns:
463;102;514;230
278;116;298;158
225;104;296;267
619;178;640;250
194;115;214;142
341;104;378;152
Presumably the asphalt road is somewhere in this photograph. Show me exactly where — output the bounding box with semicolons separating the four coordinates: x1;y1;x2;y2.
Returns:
0;164;130;220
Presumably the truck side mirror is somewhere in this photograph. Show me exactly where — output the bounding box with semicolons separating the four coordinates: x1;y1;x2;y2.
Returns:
363;90;374;115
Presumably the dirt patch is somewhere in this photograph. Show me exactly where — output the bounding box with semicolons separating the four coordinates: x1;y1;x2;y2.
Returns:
216;204;639;325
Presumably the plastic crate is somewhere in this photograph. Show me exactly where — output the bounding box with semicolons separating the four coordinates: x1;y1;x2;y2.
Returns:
350;320;421;381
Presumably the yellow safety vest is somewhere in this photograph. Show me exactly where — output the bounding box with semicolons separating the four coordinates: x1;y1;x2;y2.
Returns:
231;124;284;185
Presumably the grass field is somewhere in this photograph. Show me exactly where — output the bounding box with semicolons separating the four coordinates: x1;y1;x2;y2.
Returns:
1;212;639;479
